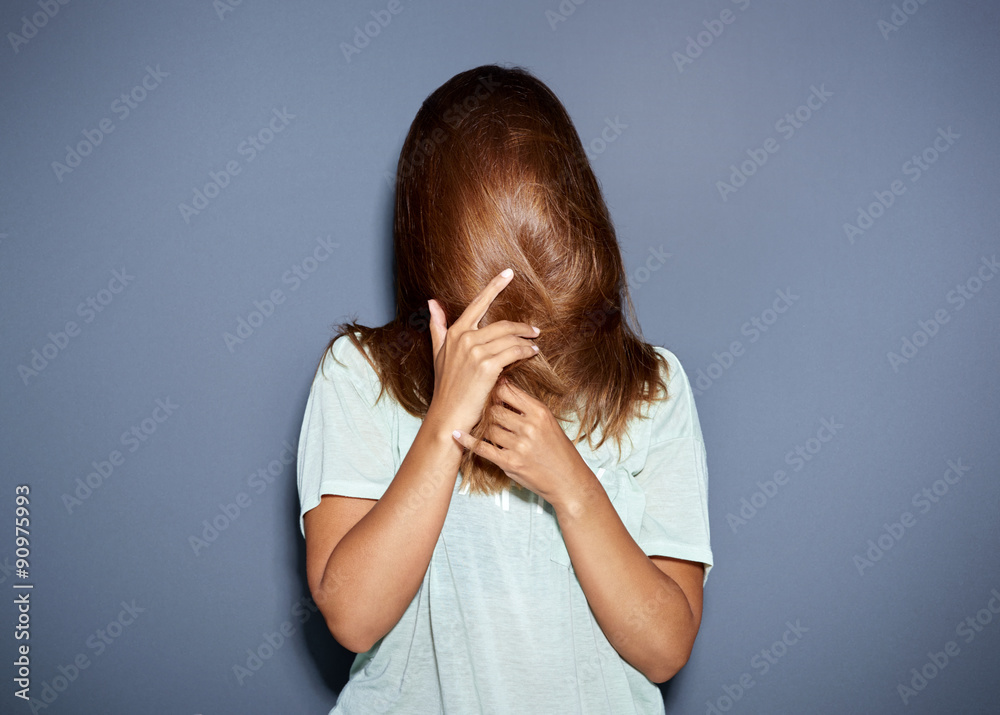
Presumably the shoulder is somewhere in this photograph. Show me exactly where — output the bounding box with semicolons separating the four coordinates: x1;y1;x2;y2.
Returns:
644;345;702;443
646;345;694;410
651;345;683;382
313;333;385;403
319;332;376;380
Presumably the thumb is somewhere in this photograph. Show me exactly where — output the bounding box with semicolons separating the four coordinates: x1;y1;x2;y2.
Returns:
427;299;445;357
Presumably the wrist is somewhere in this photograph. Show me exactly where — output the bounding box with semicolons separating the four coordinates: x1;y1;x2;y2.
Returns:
421;405;466;454
546;463;605;522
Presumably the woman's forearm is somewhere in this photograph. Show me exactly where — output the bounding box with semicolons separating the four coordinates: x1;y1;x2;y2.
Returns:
549;466;699;683
315;408;464;652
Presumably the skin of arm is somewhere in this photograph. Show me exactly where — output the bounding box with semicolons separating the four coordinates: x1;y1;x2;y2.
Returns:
304;269;539;653
304;407;464;653
452;379;704;683
551;470;704;683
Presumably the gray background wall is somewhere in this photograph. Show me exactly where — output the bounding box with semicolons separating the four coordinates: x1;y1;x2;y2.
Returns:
2;1;998;713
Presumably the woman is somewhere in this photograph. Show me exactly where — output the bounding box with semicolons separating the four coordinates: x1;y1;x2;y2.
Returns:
297;64;713;714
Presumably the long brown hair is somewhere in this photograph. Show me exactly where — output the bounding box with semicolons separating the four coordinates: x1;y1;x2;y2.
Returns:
317;63;669;496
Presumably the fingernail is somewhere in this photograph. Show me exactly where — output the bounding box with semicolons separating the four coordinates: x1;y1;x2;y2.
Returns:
452;430;463;440
500;268;513;278
532;326;540;334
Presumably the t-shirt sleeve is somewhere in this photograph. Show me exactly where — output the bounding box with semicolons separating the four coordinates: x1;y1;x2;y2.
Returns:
296;334;396;538
631;347;714;586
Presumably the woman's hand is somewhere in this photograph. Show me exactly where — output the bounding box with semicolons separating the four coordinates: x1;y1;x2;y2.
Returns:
456;384;704;685
426;268;540;435
451;379;593;507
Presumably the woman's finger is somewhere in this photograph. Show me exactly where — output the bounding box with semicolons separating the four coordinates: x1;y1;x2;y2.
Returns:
452;429;506;464
485;404;519;435
494;380;532;412
454;268;514;332
471;319;540;346
427;298;446;359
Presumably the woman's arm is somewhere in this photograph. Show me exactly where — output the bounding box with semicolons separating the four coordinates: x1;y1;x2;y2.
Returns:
304;268;540;653
304;409;464;653
548;469;704;683
451;380;704;682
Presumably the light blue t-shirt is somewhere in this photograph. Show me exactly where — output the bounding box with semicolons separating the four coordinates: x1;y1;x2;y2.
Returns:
296;333;714;714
